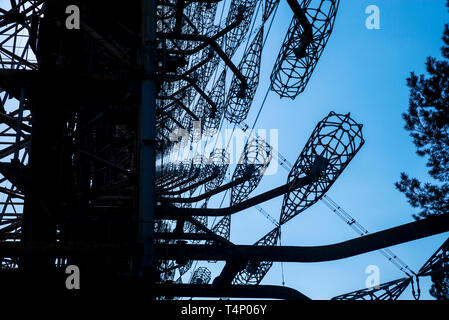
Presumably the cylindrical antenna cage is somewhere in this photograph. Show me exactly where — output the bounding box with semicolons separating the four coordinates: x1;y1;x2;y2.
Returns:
210;215;231;242
204;149;230;192
224;0;259;58
160;260;176;281
206;215;232;262
280;112;364;225
179;260;194;276
271;0;340;99
190;2;219;35
185;215;208;244
225;26;263;124
190;267;212;285
203;69;227;135
263;0;280;23
233;227;280;285
231;138;272;206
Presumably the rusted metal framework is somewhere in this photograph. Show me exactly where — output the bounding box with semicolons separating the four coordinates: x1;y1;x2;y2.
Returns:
0;0;448;301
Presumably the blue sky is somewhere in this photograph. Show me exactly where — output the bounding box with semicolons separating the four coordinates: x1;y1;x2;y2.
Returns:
190;0;449;300
1;0;447;300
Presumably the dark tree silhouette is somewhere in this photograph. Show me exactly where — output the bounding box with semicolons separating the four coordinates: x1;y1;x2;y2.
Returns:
396;0;449;300
429;261;449;300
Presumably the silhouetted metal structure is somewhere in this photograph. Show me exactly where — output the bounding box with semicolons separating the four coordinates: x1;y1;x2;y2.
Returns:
271;0;339;99
233;227;280;285
332;236;449;300
0;0;448;300
280;112;364;224
333;278;412;301
190;266;212;284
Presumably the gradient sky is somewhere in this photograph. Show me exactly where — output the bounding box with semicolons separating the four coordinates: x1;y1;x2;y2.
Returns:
190;0;449;300
1;0;448;300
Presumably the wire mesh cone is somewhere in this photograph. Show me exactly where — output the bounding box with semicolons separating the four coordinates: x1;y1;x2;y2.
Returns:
280;112;364;225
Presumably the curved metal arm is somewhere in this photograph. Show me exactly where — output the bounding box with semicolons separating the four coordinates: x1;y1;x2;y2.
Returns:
287;0;313;58
160;175;251;203
155;214;449;262
158;171;219;195
157;177;312;217
154;283;310;300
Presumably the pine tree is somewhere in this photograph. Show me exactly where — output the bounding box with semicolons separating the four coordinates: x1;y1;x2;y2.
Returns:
395;0;449;300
